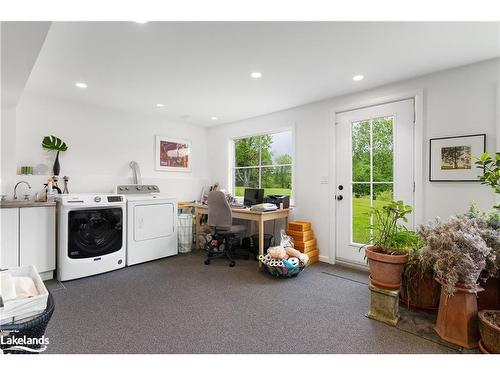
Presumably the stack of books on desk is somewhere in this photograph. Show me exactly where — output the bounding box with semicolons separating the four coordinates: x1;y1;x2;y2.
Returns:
286;221;319;265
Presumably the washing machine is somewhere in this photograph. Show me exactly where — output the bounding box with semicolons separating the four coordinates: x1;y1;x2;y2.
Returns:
57;194;126;281
116;184;178;266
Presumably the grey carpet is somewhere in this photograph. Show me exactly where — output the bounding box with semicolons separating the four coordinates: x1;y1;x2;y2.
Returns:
43;251;463;354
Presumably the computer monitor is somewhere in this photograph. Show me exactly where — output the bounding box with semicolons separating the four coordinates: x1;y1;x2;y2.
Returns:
244;188;264;207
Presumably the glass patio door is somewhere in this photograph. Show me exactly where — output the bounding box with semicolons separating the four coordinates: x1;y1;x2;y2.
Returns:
335;99;415;265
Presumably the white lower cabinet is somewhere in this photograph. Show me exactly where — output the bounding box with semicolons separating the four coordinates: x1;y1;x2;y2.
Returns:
1;208;20;268
19;207;56;274
0;206;56;279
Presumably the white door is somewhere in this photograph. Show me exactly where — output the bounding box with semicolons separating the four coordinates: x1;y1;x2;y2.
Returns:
335;99;415;266
19;207;56;273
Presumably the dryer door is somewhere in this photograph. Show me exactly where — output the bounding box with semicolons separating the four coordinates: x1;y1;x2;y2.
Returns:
134;203;175;241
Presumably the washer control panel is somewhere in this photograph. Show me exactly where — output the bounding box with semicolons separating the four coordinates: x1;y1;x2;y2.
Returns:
116;185;160;194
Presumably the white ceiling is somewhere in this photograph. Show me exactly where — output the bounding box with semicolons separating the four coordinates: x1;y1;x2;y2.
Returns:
20;22;500;126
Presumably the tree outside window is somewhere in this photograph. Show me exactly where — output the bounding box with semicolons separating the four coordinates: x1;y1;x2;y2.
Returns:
233;131;293;197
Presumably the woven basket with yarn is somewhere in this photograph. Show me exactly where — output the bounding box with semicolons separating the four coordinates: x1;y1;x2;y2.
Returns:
259;254;307;278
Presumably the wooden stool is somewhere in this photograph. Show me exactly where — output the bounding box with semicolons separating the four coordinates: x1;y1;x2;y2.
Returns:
367;282;400;326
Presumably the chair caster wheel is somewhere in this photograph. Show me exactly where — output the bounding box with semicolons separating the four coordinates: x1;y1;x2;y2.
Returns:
229;261;235;267
204;259;210;265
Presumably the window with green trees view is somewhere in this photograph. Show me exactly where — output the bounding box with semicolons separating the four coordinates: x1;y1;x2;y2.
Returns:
233;131;293;198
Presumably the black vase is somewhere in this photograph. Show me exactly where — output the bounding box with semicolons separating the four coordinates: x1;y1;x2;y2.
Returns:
53;151;60;176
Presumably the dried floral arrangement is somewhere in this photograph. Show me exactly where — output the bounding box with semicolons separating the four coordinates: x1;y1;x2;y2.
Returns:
419;215;495;295
464;203;500;278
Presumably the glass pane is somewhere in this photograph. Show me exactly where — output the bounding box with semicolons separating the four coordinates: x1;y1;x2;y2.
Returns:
372;117;394;182
352;120;371;182
234;168;259;196
261;166;292;197
234;136;260;167
352;183;371;244
261;131;293;166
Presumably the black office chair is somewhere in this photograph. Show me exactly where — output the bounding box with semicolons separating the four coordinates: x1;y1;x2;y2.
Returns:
204;191;246;267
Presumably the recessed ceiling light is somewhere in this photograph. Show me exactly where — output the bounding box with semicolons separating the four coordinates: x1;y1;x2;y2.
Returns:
75;82;87;88
250;72;262;79
135;21;149;24
352;75;364;81
156;103;164;108
211;117;218;121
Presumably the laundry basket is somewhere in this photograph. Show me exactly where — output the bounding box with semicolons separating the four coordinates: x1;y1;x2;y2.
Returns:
178;213;193;253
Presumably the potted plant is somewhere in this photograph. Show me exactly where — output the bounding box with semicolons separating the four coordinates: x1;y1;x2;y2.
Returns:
42;135;68;176
478;310;500;353
362;200;414;290
419;215;495;348
464;204;500;310
400;236;441;311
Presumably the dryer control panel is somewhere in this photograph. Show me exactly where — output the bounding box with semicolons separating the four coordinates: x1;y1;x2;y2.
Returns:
116;185;160;194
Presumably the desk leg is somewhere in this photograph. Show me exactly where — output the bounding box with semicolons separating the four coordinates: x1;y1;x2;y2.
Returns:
195;209;201;249
258;217;264;269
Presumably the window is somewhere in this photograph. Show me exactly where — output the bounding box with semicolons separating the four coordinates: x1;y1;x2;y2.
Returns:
232;131;293;198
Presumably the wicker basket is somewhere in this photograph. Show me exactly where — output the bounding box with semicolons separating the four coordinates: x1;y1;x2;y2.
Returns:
0;292;55;354
263;262;306;278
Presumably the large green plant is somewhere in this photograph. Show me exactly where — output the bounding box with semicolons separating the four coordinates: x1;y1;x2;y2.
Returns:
364;200;414;254
42;135;68;152
476;152;500;207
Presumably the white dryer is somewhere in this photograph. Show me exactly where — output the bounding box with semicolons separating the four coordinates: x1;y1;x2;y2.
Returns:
117;184;178;266
57;194;126;281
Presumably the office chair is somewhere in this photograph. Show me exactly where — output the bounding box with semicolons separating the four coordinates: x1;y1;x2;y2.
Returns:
204;191;246;267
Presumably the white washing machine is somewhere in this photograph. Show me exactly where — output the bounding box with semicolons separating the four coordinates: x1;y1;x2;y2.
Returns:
57;194;126;281
116;184;178;266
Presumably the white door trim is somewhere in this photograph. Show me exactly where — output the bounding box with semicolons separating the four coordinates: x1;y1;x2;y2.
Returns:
327;89;424;265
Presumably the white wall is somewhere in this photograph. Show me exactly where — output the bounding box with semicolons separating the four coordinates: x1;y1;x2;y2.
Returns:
8;93;209;200
1;106;17;194
207;58;500;262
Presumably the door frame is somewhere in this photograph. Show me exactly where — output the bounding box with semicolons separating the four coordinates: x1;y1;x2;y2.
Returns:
326;89;424;266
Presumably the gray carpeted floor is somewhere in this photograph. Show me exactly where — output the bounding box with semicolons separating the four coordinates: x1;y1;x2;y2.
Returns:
43;251;465;354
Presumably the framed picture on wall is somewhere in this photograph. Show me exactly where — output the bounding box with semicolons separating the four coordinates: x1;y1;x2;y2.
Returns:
155;136;192;172
429;134;486;182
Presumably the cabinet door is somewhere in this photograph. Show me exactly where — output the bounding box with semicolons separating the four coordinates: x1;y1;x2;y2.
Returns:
0;208;19;268
19;207;56;273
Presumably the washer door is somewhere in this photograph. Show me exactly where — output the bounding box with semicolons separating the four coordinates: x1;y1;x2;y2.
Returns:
67;207;123;259
134;203;174;241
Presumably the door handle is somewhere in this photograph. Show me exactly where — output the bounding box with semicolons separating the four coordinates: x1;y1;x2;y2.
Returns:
336;195;343;201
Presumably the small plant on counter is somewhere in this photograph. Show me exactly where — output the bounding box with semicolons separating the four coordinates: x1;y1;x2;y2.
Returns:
41;135;68;176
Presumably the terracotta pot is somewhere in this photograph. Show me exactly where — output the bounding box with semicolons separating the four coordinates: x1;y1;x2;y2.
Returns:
400;272;440;311
478;310;500;354
478;277;500;311
434;281;483;349
365;246;408;290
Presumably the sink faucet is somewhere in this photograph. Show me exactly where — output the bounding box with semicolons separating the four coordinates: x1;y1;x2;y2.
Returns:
13;181;31;200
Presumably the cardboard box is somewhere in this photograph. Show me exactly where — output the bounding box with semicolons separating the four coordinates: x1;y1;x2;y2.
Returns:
294;238;317;252
286;229;314;242
304;248;319;258
307;254;319;265
287;221;311;232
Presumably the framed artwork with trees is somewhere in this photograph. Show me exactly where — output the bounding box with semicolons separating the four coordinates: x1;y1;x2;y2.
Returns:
429;134;486;181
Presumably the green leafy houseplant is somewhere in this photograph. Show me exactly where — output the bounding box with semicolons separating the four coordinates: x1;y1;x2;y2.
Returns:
362;200;415;290
475;152;500;207
366;200;414;254
41;135;68;176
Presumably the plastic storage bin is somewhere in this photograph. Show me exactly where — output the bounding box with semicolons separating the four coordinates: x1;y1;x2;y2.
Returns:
178;213;193;253
0;265;49;324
